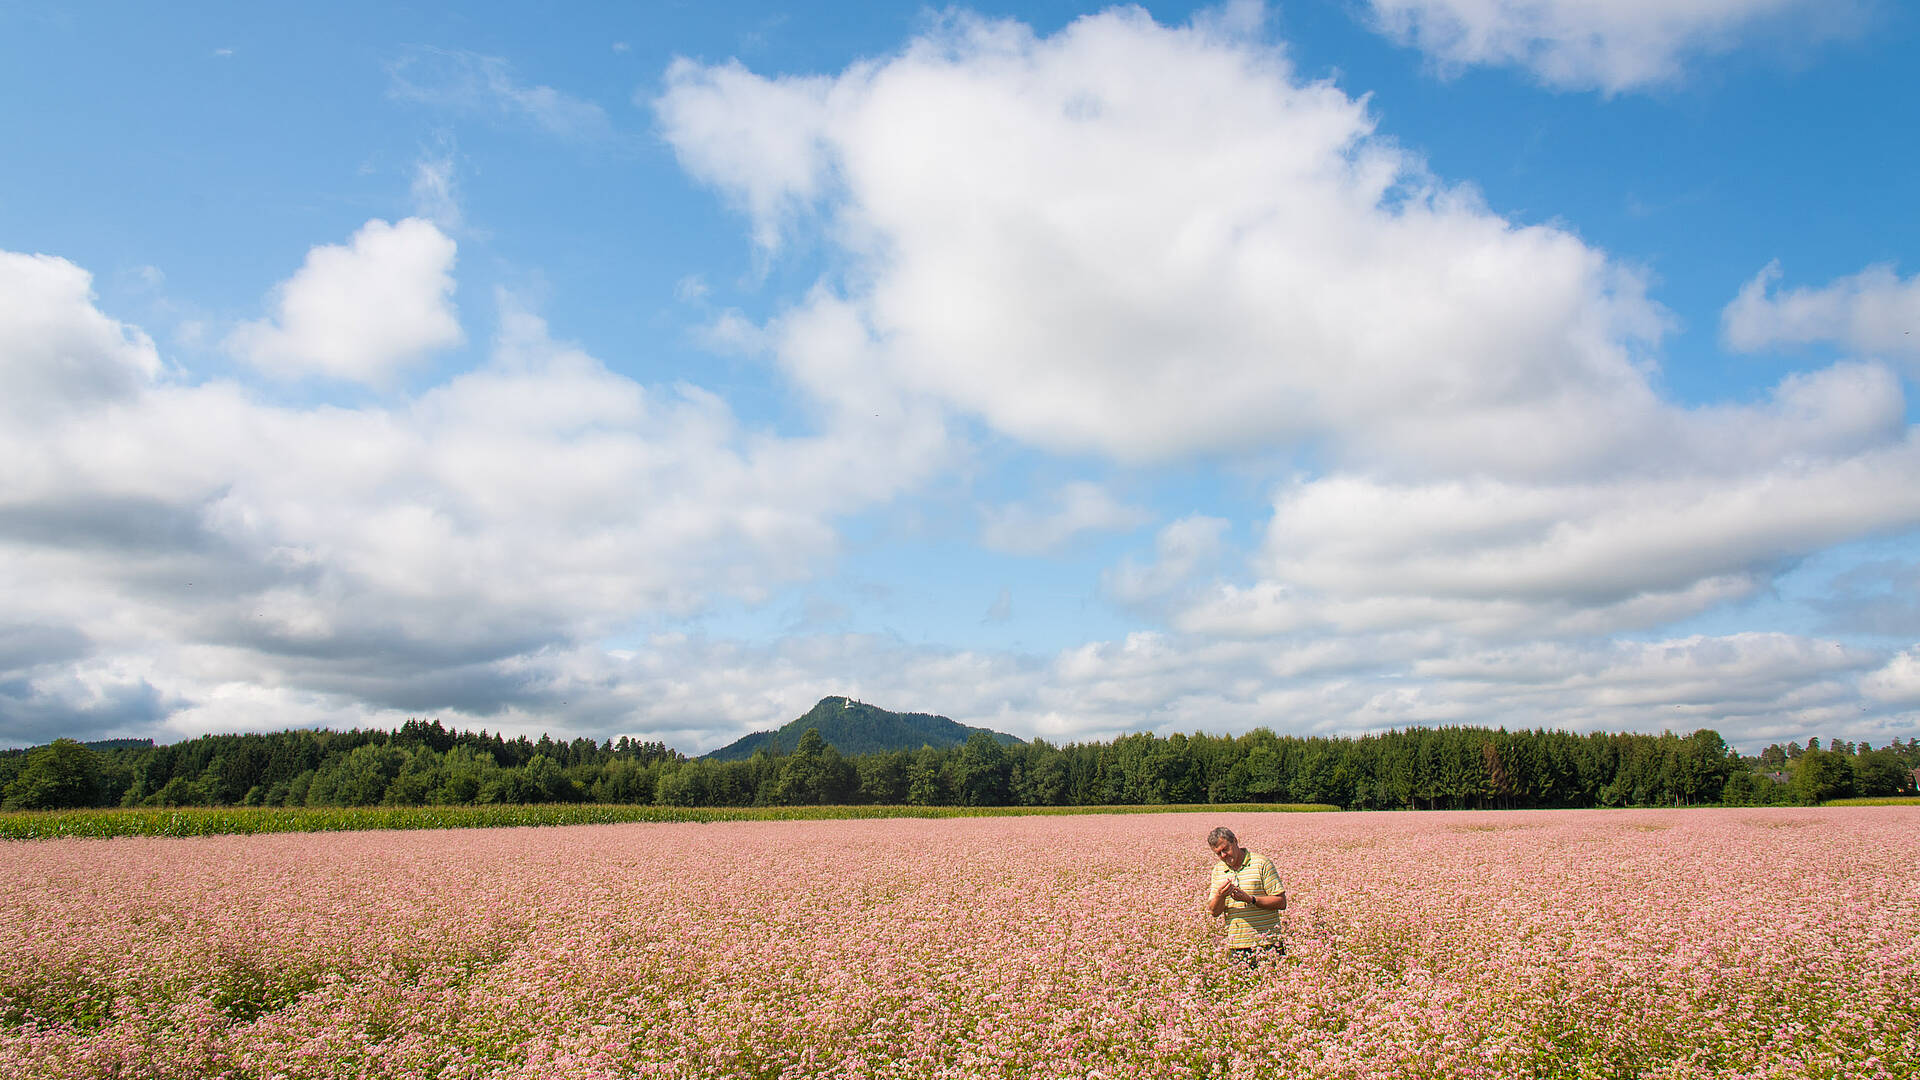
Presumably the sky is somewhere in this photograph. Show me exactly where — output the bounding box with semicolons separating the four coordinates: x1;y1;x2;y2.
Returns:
3;0;1918;755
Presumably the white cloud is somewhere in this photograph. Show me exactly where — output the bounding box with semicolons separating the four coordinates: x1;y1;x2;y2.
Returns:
8;8;1917;758
12;618;1904;752
0;251;162;424
653;58;839;254
1111;359;1901;649
410;143;463;229
1724;260;1920;365
225;218;462;386
390;47;612;141
910;628;1894;751
1181;413;1920;641
979;481;1149;555
657;8;1672;466
5;374;1912;763
1105;515;1230;606
1860;647;1920;706
1011;628;1907;751
1363;0;1866;93
0;249;950;743
657;0;1920;646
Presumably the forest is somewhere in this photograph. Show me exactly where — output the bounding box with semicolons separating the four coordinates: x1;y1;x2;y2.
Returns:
4;718;1915;813
7;714;1912;807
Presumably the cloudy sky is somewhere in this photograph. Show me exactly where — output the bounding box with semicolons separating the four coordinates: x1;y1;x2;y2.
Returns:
3;1;1918;754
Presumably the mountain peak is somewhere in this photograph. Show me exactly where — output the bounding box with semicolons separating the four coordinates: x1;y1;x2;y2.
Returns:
701;697;1021;761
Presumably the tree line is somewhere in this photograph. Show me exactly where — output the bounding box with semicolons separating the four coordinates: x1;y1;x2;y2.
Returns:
3;718;1916;812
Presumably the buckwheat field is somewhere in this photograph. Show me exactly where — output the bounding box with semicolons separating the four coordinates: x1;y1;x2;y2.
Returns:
5;808;1916;1079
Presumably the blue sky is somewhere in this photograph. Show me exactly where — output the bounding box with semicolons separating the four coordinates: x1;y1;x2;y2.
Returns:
3;0;1918;753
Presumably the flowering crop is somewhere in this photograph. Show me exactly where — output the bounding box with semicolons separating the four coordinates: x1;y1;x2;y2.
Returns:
0;803;1334;841
3;808;1916;1079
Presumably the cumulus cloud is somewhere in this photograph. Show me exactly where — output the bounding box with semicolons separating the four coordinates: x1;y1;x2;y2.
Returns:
1724;260;1920;366
1181;410;1920;641
0;247;949;744
1363;0;1866;93
0;251;162;423
657;7;1671;466
1860;647;1920;706
0;656;172;749
328;626;1920;753
389;47;613;141
8;7;1917;755
978;482;1149;555
225;218;462;386
1003;627;1908;751
658;8;1920;651
201;620;1920;753
808;627;1896;752
653;59;838;254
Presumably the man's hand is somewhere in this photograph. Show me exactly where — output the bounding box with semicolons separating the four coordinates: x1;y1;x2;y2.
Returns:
1212;879;1256;908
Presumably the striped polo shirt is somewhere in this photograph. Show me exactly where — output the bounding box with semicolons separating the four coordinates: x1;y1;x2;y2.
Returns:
1211;850;1282;949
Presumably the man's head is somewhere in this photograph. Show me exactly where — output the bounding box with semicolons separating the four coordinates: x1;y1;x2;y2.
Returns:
1207;826;1243;866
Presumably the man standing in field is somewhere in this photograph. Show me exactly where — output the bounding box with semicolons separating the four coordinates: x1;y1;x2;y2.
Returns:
1205;826;1285;965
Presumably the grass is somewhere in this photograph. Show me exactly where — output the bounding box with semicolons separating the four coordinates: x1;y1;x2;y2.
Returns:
0;801;1339;840
1823;795;1920;807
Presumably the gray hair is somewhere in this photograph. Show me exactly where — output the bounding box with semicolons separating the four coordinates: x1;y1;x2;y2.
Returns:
1206;826;1237;847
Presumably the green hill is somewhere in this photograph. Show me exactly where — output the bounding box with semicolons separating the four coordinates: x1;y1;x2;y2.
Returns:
701;697;1022;761
81;738;156;752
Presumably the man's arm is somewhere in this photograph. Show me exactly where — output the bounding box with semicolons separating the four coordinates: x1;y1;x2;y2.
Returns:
1222;882;1285;911
1257;857;1286;911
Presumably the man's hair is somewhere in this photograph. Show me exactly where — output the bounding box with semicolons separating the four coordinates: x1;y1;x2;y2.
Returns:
1206;826;1237;846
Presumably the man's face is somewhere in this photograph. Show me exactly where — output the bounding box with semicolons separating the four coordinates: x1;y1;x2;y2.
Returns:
1211;838;1243;867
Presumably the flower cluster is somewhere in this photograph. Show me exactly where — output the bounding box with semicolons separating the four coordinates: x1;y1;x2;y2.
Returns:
3;808;1916;1078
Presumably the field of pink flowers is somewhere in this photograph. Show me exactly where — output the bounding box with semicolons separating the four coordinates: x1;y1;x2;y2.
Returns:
4;807;1916;1080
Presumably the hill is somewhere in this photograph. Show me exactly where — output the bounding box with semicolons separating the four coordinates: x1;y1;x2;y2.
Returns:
82;738;156;752
701;697;1023;761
